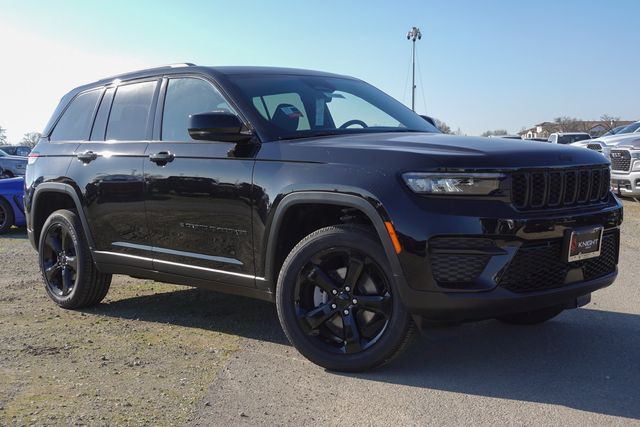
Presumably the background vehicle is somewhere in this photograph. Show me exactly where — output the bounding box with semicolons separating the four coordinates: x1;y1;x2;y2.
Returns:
0;149;28;177
488;135;522;140
610;137;640;197
0;176;26;234
601;125;628;137
25;65;622;372
571;139;607;155
547;132;591;144
0;145;32;157
593;121;640;157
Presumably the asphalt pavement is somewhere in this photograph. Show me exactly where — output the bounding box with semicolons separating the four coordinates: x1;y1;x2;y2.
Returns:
190;199;640;426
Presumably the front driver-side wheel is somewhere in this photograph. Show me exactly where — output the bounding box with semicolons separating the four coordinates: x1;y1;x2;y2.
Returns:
38;209;112;309
276;225;414;372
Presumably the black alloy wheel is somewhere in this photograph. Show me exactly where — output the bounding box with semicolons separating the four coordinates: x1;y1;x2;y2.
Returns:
38;209;112;309
41;222;79;297
294;248;392;354
277;225;414;372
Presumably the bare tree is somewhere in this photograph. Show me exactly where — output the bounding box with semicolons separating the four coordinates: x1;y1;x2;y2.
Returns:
553;117;581;132
434;119;452;134
20;132;41;148
0;126;7;145
600;114;621;131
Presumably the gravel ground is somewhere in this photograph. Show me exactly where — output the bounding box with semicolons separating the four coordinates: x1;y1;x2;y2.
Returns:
1;199;639;426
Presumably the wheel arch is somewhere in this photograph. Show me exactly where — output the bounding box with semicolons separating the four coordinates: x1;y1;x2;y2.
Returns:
263;192;405;293
31;183;95;251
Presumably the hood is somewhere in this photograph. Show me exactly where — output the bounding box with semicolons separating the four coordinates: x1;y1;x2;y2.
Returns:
280;132;609;169
596;131;640;145
614;137;640;150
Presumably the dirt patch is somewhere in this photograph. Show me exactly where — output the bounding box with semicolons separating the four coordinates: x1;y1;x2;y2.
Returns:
0;232;242;426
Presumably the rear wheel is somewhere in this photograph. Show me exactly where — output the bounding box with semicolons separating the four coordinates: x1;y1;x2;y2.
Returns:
0;197;14;234
276;225;414;372
38;209;112;309
498;305;564;325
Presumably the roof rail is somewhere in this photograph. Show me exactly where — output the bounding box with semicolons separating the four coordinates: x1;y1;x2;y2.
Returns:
142;63;197;71
100;63;197;83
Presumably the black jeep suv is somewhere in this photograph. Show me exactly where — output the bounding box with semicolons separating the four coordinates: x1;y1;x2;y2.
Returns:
25;64;622;371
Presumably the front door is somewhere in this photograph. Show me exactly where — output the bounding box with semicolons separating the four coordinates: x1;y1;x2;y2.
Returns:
144;76;257;287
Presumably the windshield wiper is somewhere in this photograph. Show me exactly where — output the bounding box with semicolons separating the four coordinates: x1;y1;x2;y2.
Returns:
277;128;429;141
277;131;345;140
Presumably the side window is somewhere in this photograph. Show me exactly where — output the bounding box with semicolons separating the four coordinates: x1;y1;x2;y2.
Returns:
90;87;115;141
251;93;310;131
106;81;157;141
50;89;102;141
161;78;234;141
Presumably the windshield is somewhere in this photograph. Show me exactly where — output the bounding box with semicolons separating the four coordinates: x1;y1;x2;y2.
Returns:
558;134;590;144
227;74;439;140
618;122;640;134
0;149;6;157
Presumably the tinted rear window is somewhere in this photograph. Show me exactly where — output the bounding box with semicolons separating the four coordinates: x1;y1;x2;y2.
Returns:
106;81;157;141
558;134;590;144
90;87;115;141
50;90;102;141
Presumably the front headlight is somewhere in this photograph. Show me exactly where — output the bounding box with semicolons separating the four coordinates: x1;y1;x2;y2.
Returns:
402;172;504;195
632;160;640;172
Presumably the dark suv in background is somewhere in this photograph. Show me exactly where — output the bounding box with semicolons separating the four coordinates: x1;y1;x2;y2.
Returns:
25;64;622;371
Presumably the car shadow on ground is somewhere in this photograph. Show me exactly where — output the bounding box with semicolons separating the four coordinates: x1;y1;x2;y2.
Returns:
85;287;290;345
0;227;27;239
353;307;640;420
88;288;639;420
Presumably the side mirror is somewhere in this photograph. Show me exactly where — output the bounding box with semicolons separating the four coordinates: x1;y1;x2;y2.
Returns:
420;115;437;127
188;112;253;143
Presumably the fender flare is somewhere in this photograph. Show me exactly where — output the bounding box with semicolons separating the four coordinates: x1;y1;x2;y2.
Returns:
263;191;406;292
31;182;96;250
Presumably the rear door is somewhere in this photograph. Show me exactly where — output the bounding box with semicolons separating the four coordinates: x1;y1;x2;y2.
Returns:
66;78;160;267
143;75;257;287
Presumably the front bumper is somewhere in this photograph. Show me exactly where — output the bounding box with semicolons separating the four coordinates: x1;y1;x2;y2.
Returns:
399;271;616;321
611;171;640;196
389;196;623;321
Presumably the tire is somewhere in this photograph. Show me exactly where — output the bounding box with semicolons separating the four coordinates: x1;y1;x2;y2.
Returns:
0;197;14;234
498;305;564;325
276;225;414;372
38;209;112;309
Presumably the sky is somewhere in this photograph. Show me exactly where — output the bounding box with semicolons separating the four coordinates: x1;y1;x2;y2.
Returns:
0;0;638;142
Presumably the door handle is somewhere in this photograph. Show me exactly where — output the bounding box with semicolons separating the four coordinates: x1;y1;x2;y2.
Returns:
76;151;98;164
149;152;175;165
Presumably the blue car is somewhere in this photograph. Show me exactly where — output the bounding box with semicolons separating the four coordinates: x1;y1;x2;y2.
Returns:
0;177;26;233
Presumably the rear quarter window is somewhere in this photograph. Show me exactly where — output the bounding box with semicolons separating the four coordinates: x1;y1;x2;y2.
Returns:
49;89;102;141
106;81;157;141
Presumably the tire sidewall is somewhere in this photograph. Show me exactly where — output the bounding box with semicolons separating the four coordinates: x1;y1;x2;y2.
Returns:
0;198;14;233
276;227;411;371
38;210;89;307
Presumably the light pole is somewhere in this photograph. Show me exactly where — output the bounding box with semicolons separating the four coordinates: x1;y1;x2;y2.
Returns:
406;26;422;112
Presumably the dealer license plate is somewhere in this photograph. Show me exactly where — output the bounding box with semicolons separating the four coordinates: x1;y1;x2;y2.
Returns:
566;226;604;262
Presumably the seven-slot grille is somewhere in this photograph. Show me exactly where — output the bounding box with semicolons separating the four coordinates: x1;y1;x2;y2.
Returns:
610;150;631;172
511;167;610;210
